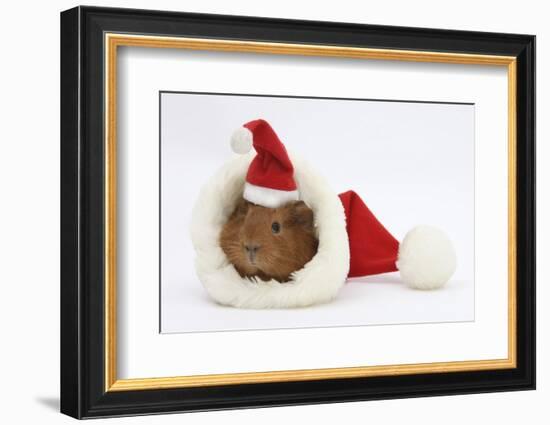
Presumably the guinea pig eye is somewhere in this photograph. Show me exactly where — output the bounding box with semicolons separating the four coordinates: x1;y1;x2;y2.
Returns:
271;222;281;234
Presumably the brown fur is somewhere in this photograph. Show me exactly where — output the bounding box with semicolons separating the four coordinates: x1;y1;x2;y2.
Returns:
220;198;319;283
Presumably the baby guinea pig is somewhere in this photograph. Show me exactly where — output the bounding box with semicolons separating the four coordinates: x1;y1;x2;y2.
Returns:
220;197;319;283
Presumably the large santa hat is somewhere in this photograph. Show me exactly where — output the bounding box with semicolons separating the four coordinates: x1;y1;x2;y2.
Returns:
191;119;457;308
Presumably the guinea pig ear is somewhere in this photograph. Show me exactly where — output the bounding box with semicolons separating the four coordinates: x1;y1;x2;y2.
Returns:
288;201;314;228
232;197;250;217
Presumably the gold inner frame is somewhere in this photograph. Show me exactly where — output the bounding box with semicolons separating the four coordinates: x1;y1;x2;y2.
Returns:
104;33;518;392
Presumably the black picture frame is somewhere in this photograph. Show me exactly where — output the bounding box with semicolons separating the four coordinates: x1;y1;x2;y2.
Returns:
60;5;535;419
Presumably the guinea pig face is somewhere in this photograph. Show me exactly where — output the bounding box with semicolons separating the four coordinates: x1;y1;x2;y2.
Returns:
220;198;319;283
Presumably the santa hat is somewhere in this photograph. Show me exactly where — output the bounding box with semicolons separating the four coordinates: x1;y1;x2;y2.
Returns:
230;119;299;208
230;119;456;289
339;190;456;289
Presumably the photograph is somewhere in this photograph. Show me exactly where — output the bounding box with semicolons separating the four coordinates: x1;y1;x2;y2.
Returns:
57;4;536;419
160;91;474;333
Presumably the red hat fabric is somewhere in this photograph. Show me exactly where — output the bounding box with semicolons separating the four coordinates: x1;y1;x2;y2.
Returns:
231;119;299;208
339;190;399;277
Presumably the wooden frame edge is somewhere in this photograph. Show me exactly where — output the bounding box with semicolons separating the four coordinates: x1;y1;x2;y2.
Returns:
108;358;516;391
103;33;518;393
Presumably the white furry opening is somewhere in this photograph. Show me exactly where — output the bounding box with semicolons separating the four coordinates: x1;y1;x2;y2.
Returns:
190;152;350;308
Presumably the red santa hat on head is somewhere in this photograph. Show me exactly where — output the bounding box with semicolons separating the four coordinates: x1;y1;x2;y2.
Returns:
231;119;299;208
229;118;456;290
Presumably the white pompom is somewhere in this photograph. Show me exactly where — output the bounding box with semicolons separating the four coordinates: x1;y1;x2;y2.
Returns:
396;225;456;290
230;127;253;154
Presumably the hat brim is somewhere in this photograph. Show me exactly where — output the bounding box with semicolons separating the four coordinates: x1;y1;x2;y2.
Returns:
191;152;350;308
243;182;299;208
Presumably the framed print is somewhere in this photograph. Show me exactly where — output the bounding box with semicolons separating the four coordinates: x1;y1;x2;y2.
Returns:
60;6;536;419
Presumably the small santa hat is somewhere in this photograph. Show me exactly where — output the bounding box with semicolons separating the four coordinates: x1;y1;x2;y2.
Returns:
230;119;299;208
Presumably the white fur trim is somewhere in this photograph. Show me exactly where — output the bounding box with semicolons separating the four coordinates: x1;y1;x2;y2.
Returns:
190;152;350;308
230;127;253;154
396;225;456;290
243;182;299;208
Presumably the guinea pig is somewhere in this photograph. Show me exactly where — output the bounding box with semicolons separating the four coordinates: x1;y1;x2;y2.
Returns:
220;197;319;283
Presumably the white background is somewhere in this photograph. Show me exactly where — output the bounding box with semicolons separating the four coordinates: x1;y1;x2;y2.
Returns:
161;93;475;333
0;0;546;424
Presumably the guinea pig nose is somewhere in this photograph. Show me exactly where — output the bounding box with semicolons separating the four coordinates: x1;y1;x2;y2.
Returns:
245;243;261;253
